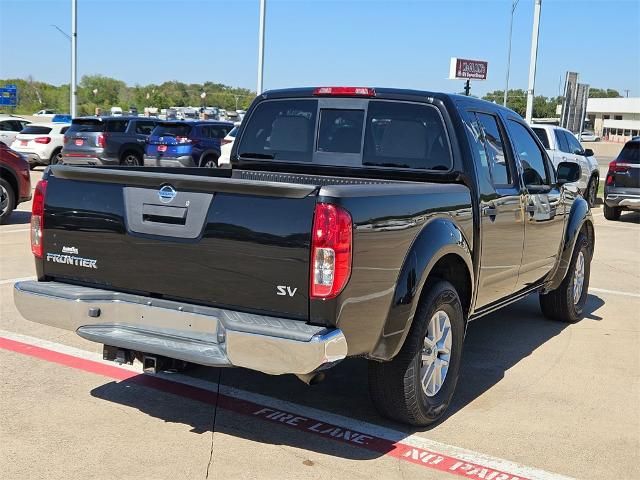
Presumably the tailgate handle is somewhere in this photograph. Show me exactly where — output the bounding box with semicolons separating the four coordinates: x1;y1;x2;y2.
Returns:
142;203;187;225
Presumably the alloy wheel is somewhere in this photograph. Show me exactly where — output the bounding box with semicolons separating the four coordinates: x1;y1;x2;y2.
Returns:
420;310;452;397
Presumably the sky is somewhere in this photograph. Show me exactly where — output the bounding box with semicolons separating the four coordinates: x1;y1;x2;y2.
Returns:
0;0;638;98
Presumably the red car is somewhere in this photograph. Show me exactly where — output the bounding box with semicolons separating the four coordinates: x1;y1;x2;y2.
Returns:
0;142;32;223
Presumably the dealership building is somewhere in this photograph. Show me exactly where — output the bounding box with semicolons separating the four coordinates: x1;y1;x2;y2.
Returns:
586;97;640;142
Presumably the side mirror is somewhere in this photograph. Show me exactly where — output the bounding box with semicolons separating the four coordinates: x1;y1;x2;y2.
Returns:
557;161;581;185
583;148;594;157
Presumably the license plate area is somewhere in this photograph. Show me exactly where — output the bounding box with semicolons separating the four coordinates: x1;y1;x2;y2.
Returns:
157;145;167;152
75;139;84;146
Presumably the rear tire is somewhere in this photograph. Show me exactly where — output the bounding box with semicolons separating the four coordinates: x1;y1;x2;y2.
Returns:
539;232;591;323
200;155;218;168
603;203;621;221
368;280;464;426
121;152;141;166
49;148;63;166
585;177;597;208
0;178;16;224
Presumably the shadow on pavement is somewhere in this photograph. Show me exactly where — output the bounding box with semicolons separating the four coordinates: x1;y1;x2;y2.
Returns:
5;210;31;225
617;211;640;224
89;293;606;459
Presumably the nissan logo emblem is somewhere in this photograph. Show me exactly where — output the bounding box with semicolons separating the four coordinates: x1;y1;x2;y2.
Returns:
158;185;177;203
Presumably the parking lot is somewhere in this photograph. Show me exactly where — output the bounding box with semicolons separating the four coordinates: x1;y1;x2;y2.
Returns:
0;168;638;480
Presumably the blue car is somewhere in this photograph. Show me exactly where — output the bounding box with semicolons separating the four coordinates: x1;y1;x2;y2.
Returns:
144;120;234;168
52;114;72;123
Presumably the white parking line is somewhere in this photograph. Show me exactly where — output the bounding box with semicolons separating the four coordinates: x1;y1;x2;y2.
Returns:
1;228;31;233
0;330;574;480
0;276;36;286
590;287;640;298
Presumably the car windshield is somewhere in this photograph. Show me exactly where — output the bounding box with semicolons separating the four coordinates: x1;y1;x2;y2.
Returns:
152;124;192;137
67;119;103;133
21;126;52;135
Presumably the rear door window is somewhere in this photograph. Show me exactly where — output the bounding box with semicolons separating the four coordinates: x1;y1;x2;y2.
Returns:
135;121;156;135
238;99;318;162
68;119;103;133
20;126;52;135
153;123;192;137
105;120;129;133
363;101;451;170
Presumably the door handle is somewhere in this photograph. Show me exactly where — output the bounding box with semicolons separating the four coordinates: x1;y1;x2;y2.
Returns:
482;205;498;217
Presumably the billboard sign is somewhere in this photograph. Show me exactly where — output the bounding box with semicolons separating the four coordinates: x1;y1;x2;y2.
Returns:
0;85;18;107
449;58;488;81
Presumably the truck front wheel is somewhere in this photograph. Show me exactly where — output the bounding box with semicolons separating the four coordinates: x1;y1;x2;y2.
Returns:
368;280;464;426
539;232;591;323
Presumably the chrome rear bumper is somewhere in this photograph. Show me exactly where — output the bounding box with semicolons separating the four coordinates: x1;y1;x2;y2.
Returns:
13;281;347;375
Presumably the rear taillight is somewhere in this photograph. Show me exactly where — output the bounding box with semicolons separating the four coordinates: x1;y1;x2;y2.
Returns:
221;138;233;145
313;86;376;97
97;134;106;147
31;180;48;258
606;160;630;186
34;137;51;144
310;203;352;299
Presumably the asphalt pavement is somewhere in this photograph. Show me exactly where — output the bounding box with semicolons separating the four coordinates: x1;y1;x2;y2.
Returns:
0;169;638;480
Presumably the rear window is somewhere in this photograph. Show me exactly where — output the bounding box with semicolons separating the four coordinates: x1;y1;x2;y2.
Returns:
67;119;103;133
364;101;451;170
618;142;640;164
153;123;192;137
532;128;550;149
105;120;129;133
21;126;52;135
237;99;451;170
238;99;317;162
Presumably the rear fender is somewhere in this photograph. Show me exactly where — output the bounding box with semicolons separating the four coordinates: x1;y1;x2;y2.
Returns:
369;218;473;361
544;196;593;292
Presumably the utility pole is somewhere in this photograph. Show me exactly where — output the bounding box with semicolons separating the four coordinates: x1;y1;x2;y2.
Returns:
504;0;520;107
525;0;542;123
256;0;266;95
71;0;78;118
624;89;630;98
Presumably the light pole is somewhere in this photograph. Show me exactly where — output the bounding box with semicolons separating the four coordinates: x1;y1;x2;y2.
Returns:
256;0;266;94
525;0;542;123
503;0;520;107
71;0;78;118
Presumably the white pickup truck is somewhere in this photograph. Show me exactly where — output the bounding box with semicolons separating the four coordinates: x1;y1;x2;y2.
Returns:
532;124;599;206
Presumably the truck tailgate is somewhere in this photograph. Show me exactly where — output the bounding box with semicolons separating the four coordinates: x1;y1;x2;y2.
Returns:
41;166;318;320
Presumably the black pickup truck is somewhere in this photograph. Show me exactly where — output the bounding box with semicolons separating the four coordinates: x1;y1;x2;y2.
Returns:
15;87;594;426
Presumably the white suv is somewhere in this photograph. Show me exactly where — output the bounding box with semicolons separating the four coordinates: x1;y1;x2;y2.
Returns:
0;115;30;146
531;124;600;206
11;122;70;167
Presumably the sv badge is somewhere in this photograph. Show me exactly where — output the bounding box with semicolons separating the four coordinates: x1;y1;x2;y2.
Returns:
276;286;298;297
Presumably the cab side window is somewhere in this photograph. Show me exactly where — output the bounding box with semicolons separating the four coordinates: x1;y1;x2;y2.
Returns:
474;112;512;186
555;130;571;153
508;120;549;187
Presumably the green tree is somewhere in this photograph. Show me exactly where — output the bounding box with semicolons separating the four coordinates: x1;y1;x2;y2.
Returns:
588;88;622;98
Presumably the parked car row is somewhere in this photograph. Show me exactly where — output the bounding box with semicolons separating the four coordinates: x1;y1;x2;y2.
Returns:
59;116;234;168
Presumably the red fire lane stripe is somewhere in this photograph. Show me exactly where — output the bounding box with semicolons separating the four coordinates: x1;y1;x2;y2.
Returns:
0;337;527;480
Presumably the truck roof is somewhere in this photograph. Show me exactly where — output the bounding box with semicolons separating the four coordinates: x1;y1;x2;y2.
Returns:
260;87;516;115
